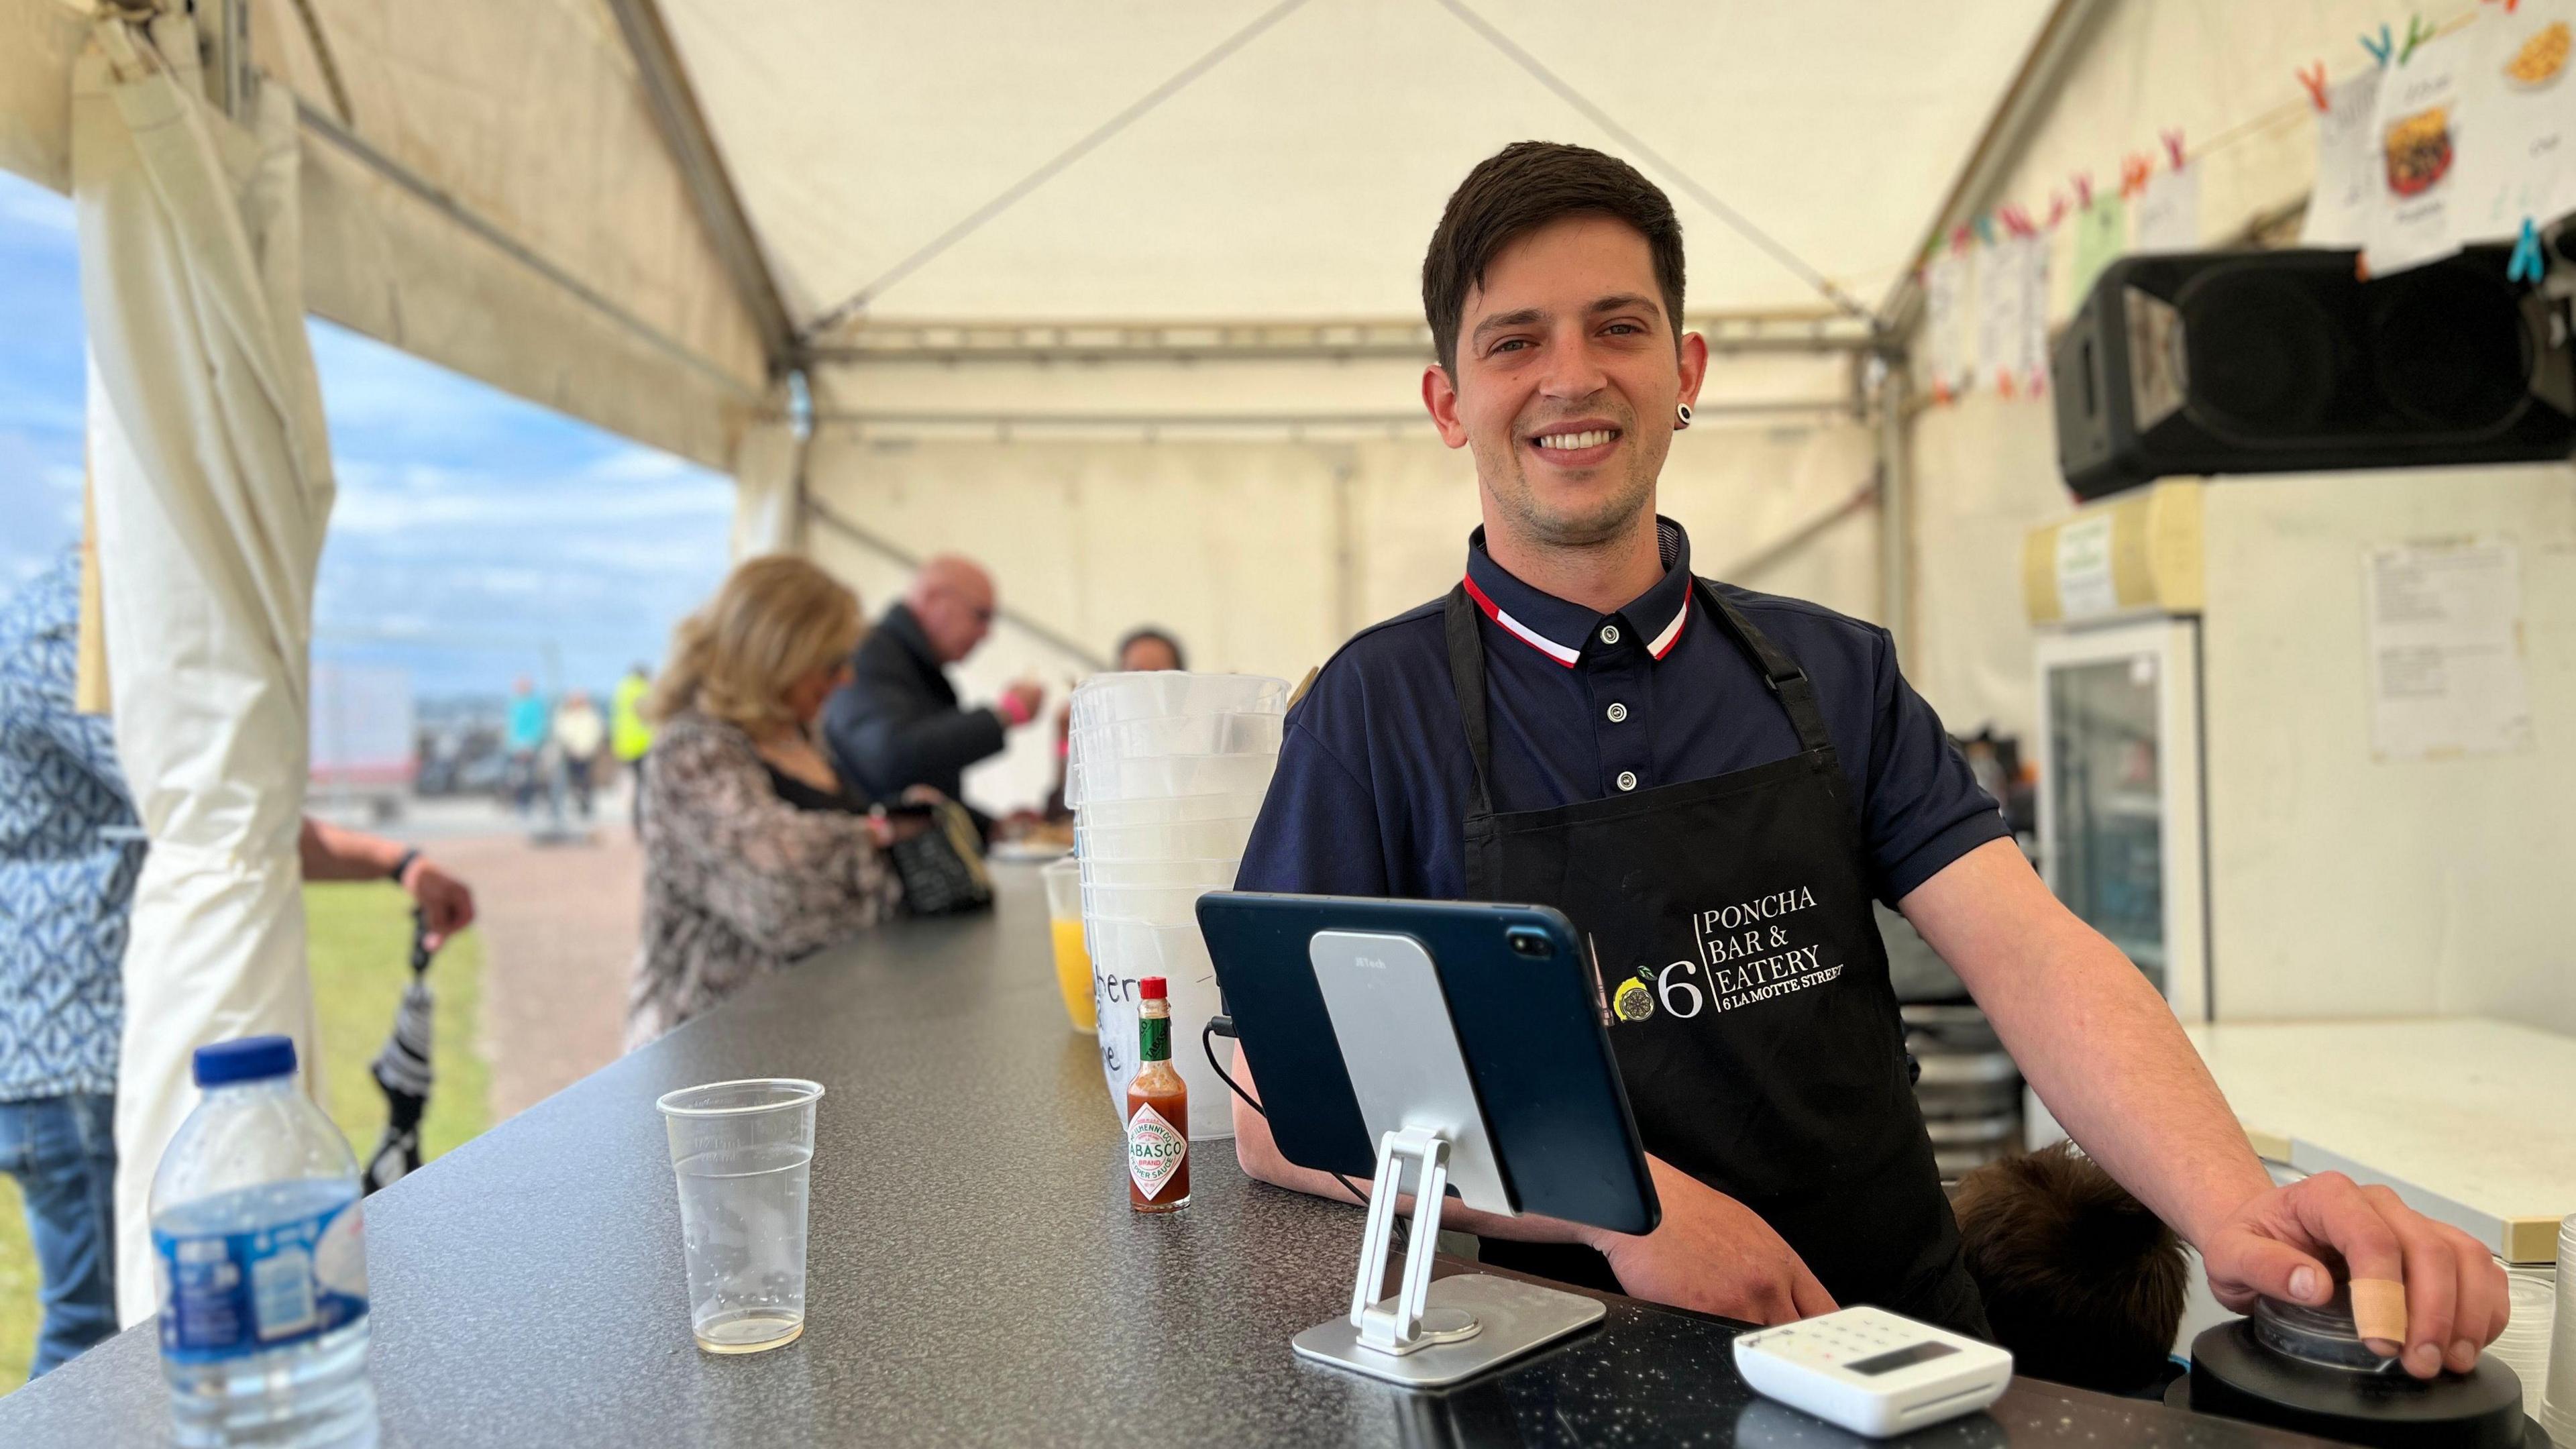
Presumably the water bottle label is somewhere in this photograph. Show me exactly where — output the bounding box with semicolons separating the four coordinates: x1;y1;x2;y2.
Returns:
154;1197;368;1363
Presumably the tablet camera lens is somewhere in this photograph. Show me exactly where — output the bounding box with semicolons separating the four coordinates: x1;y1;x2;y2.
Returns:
1507;928;1553;958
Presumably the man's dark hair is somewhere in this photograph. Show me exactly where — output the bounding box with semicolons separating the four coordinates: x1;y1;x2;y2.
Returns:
1951;1142;2188;1393
1115;627;1187;672
1421;141;1686;375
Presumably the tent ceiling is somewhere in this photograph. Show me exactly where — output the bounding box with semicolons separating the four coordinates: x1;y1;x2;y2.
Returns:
659;0;2055;329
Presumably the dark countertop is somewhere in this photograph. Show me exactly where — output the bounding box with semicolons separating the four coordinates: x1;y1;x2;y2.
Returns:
0;866;2343;1446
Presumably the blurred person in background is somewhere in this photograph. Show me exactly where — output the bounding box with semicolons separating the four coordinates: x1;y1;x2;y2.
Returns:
822;555;1043;844
612;662;654;828
1038;626;1191;824
504;676;548;817
630;556;931;1047
553;689;606;821
0;550;475;1379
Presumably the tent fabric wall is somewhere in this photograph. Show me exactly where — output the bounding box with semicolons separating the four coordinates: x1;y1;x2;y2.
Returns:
798;397;1880;820
70;21;335;1325
729;406;804;559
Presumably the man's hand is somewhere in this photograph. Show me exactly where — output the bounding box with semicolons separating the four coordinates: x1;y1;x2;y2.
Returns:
397;857;476;951
998;680;1046;727
1588;1157;1837;1326
2199;1170;2508;1379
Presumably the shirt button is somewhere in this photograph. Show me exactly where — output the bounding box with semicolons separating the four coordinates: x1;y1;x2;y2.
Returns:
1605;702;1628;724
1616;770;1638;792
1599;624;1621;645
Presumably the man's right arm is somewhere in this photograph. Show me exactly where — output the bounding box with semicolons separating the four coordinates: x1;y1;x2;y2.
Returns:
822;653;1006;794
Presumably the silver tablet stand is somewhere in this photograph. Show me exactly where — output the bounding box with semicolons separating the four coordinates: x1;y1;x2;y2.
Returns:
1288;930;1607;1387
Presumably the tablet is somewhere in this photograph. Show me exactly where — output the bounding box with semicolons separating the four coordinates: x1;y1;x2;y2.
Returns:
1196;892;1659;1237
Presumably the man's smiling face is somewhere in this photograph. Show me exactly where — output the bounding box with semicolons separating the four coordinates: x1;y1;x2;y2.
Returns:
1425;213;1706;549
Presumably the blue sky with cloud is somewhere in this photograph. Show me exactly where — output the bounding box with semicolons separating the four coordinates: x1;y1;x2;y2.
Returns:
0;170;734;702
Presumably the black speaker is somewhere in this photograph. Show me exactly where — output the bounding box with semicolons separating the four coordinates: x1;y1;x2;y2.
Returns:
2051;246;2575;500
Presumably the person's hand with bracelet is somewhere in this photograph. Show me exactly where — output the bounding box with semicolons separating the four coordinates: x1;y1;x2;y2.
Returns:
388;846;478;951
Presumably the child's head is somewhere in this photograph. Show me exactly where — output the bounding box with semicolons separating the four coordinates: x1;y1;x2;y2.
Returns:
1951;1141;2188;1393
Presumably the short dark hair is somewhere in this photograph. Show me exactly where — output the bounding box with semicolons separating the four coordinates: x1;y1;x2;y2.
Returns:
1115;627;1187;671
1951;1142;2188;1393
1421;141;1686;375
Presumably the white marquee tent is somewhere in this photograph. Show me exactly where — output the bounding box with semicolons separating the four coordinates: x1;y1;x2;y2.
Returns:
0;0;2494;1319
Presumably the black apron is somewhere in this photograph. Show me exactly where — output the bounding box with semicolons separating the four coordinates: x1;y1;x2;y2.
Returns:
1445;579;1988;1337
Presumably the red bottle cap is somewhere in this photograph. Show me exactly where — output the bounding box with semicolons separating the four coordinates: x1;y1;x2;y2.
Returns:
1139;975;1167;1000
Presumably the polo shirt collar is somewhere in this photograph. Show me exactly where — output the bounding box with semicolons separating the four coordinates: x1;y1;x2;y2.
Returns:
1462;517;1694;669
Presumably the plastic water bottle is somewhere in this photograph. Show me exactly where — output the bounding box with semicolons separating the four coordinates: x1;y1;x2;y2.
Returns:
152;1035;377;1447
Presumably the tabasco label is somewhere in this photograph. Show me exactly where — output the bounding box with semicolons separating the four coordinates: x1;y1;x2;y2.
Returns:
1126;1103;1186;1200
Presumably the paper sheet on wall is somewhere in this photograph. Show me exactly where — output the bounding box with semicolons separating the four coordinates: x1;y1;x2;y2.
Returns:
2451;1;2576;245
2302;70;2385;246
1976;240;2025;396
2364;26;2484;276
2067;197;2126;311
2363;541;2532;761
1924;251;1974;399
2017;235;2052;394
2132;164;2202;252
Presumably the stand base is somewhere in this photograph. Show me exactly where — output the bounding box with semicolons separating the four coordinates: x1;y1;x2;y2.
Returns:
1293;1273;1605;1387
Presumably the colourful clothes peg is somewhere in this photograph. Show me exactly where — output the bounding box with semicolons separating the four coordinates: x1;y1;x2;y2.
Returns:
2162;129;2188;170
2398;14;2435;64
2072;172;2094;210
2298;62;2332;112
1972;213;1996;246
2120;153;2154;200
2361;23;2394;66
2507;218;2546;282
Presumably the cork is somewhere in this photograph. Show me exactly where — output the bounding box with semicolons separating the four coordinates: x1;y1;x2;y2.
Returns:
2349;1277;2408;1346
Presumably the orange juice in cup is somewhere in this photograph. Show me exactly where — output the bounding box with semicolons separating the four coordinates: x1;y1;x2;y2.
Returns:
1043;859;1098;1033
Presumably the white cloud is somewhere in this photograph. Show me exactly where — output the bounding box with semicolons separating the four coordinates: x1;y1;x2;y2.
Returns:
0;182;74;235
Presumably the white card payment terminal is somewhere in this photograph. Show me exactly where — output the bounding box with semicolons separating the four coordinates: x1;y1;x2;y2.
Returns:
1732;1305;2012;1438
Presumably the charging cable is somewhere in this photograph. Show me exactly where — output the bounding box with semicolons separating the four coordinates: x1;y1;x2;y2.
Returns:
1204;1014;1368;1205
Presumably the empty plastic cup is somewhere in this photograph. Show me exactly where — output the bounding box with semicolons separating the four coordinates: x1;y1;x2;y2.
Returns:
1042;859;1097;1033
657;1079;823;1354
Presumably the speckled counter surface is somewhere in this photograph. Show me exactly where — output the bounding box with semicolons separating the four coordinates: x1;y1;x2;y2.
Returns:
0;867;2337;1446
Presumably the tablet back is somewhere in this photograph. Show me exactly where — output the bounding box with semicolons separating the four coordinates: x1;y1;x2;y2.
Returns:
1197;892;1658;1237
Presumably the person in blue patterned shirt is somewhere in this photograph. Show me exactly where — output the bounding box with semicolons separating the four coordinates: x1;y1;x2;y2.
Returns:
0;550;476;1379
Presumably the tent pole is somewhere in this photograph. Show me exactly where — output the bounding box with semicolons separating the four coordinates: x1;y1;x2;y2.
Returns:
605;0;799;378
1875;358;1913;659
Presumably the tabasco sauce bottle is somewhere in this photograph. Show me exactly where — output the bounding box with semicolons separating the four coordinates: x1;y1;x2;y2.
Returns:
1126;976;1189;1212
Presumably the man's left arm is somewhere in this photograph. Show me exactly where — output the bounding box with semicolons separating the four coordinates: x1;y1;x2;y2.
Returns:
299;818;477;950
1902;839;2507;1377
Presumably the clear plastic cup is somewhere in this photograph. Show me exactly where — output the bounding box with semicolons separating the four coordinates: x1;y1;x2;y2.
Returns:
1071;712;1283;763
657;1079;823;1354
1068;751;1278;808
1073;791;1270;828
1077;856;1243;888
1042;859;1096;1034
1075;816;1258;863
1080;880;1226;926
1069;673;1289;731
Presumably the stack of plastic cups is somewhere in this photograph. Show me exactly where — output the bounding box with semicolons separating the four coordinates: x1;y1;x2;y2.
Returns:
1067;672;1289;1142
2544;1214;2576;1447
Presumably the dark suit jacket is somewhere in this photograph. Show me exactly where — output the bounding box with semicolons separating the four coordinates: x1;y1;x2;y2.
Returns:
821;604;1005;831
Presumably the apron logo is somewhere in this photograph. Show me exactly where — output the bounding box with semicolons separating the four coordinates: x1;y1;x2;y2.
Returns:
1612;974;1656;1022
1612;886;1845;1024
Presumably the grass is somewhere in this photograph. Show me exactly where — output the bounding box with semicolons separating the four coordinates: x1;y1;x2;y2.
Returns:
0;883;490;1389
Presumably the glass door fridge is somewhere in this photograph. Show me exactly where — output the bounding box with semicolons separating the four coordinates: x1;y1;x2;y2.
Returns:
2033;616;2208;1022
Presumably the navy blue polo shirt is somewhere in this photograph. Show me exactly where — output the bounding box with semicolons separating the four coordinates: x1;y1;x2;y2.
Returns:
1237;519;2008;906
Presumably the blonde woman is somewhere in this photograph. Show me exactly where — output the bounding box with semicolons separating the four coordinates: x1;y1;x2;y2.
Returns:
627;555;926;1046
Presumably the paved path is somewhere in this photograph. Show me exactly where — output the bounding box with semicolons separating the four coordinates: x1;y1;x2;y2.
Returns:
427;820;640;1121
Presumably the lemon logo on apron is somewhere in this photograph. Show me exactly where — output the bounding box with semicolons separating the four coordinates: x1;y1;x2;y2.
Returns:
1613;973;1656;1022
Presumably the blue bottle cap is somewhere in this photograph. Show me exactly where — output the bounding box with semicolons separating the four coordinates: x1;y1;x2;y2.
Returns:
192;1034;298;1087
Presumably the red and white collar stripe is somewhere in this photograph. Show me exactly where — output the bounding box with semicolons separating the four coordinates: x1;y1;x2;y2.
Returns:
1462;574;1689;669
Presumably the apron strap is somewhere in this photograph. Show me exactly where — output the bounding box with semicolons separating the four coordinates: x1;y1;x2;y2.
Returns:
1695;579;1837;759
1442;584;1499;820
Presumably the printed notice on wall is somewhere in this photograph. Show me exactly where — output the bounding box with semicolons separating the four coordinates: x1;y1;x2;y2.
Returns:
2303;70;2385;246
2364;541;2532;761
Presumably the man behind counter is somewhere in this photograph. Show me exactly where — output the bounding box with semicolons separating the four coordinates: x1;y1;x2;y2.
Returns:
1231;141;2504;1377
